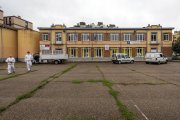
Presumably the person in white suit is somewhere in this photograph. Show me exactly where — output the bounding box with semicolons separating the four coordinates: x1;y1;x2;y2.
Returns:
25;51;33;72
6;55;16;74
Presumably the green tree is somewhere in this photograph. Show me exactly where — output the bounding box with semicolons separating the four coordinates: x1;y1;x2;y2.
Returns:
172;37;180;54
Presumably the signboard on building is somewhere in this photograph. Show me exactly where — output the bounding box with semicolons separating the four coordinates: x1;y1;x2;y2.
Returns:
105;45;109;50
127;41;141;44
40;45;50;50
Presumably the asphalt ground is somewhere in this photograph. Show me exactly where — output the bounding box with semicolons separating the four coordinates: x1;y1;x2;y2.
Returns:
0;62;179;120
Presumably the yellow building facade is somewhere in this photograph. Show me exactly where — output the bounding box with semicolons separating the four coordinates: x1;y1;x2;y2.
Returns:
39;23;174;61
0;27;17;61
0;9;39;62
0;27;40;62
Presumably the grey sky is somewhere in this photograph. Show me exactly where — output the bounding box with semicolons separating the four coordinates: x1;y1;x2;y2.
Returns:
0;0;180;30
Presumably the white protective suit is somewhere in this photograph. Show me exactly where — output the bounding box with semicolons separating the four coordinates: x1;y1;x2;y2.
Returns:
6;57;15;74
25;54;33;71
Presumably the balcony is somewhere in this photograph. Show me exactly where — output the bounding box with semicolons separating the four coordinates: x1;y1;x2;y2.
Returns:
150;41;159;45
54;41;63;45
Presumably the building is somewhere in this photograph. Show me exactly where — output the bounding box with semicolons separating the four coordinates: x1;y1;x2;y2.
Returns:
38;23;174;61
0;10;39;62
0;10;3;25
3;16;33;30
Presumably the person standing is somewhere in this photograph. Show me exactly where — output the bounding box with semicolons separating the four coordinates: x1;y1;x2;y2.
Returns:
25;51;33;72
6;55;16;74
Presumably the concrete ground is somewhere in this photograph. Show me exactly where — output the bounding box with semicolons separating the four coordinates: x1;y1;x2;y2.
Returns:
0;62;180;120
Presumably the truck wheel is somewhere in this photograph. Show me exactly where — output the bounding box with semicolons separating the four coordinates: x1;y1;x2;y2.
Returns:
59;60;62;64
118;60;122;64
54;60;59;64
131;60;134;64
158;61;161;65
165;60;168;64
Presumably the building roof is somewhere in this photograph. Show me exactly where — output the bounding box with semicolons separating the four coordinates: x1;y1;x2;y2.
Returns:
38;27;174;30
4;16;33;24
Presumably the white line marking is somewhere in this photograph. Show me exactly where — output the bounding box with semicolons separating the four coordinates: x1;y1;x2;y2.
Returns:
117;85;149;120
134;104;149;120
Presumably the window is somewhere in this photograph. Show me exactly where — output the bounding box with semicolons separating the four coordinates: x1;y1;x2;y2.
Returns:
82;48;91;57
136;34;144;41
151;48;157;53
163;33;169;41
95;48;103;57
69;48;78;58
54;49;63;54
124;33;131;41
94;33;103;41
42;33;49;41
82;33;90;41
55;32;62;42
122;48;132;57
110;48;119;57
151;32;157;42
136;48;144;57
68;33;78;41
110;33;119;41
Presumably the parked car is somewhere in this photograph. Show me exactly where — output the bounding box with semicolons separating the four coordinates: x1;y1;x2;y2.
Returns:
112;53;134;64
145;52;168;64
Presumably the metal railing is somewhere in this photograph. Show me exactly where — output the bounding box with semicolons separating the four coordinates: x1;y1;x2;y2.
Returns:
41;50;63;55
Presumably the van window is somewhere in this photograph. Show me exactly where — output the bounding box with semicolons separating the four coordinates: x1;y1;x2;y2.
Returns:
125;55;129;58
121;55;125;58
112;54;116;58
155;54;160;57
117;55;121;59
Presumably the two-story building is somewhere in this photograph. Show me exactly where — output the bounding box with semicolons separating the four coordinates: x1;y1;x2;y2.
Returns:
3;16;33;30
38;23;174;61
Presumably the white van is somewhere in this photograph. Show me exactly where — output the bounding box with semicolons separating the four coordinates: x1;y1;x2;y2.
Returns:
145;52;168;64
112;53;134;64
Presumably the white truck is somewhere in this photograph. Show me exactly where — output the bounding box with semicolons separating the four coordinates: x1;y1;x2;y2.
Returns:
33;50;68;64
145;52;168;64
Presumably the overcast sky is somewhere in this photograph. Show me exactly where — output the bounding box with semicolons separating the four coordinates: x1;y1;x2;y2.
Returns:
0;0;180;30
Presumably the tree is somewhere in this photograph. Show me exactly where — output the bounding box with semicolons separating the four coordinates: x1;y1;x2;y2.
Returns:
172;37;180;54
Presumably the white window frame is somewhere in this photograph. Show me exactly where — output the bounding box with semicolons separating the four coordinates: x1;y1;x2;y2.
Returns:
163;33;169;41
69;33;78;42
136;33;144;41
110;33;119;41
136;48;144;57
95;48;103;57
94;33;103;41
42;33;49;41
110;48;119;57
82;48;90;58
123;48;132;57
82;33;90;41
124;33;131;41
151;48;157;53
151;32;157;42
55;32;62;42
70;48;77;58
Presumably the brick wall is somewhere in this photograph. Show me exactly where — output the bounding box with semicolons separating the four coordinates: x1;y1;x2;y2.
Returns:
162;47;172;57
104;49;110;57
78;48;81;57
